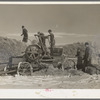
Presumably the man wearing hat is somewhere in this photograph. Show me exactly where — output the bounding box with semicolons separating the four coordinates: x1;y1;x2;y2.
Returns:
21;26;28;43
48;29;55;55
83;42;92;72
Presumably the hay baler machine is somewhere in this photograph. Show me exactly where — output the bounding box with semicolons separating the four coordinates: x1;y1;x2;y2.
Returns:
0;33;63;76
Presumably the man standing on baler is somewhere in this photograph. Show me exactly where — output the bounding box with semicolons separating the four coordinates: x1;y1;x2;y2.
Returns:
21;26;28;43
48;29;55;55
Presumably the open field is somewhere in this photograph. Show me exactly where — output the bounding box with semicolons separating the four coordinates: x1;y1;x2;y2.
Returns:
0;36;99;89
0;74;99;89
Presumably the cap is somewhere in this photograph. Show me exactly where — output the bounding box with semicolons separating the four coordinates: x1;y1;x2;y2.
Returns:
85;42;89;45
48;29;52;33
22;26;24;28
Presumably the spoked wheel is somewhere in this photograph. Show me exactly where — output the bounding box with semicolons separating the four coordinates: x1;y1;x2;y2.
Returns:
25;45;42;62
62;59;76;70
17;62;33;76
3;65;8;75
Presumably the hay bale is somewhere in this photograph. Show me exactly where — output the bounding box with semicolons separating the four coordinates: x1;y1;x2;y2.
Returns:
0;37;27;63
85;66;100;75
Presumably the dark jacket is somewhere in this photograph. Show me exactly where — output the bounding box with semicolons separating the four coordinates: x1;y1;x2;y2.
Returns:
21;28;28;42
49;32;55;46
83;46;92;60
76;49;83;70
83;46;92;68
22;28;28;38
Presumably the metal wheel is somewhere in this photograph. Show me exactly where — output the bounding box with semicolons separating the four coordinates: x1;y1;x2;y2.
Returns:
25;45;42;62
17;62;33;76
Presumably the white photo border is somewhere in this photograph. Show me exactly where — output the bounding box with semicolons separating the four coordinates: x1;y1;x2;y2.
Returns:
0;1;99;99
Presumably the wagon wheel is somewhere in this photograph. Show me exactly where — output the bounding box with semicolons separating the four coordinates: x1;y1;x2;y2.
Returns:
25;45;42;62
68;59;76;69
17;62;33;76
3;65;8;75
62;59;76;70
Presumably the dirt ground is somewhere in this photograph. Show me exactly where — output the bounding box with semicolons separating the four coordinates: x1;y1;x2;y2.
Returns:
0;64;99;89
0;72;99;89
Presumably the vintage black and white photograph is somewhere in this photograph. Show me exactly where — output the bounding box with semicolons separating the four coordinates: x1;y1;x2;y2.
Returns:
0;3;100;89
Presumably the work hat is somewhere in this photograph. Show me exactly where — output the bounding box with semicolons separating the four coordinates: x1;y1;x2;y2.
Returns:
48;29;52;32
22;26;24;28
85;42;89;45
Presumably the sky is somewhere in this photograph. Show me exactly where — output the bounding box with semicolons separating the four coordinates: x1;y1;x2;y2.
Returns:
0;4;100;45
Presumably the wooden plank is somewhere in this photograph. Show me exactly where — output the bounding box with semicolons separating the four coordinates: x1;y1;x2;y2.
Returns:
0;70;16;75
0;62;8;65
